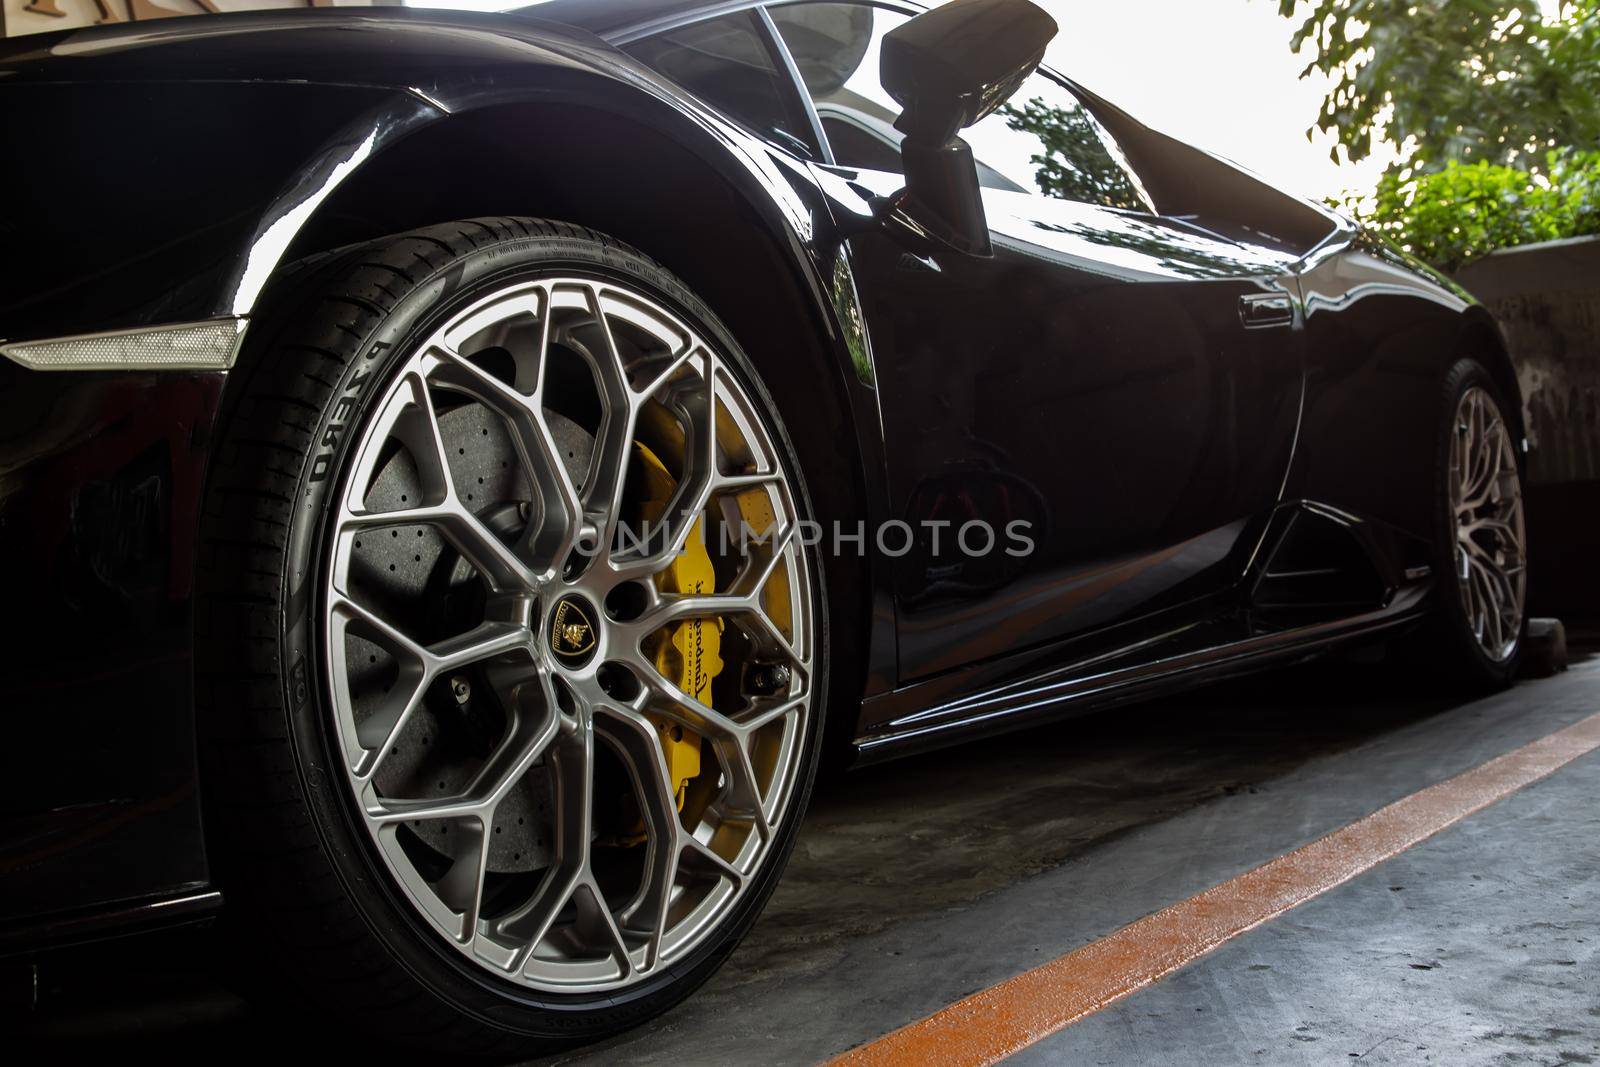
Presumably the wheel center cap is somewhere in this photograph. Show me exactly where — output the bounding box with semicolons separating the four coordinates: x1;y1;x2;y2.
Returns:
548;594;600;668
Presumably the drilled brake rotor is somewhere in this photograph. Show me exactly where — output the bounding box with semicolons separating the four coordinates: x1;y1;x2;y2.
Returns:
349;402;592;872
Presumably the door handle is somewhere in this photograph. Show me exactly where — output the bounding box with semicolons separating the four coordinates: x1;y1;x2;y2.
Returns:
1238;293;1295;329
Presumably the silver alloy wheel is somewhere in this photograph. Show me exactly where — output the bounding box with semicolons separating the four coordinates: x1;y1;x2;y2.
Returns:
1449;385;1526;663
320;277;815;992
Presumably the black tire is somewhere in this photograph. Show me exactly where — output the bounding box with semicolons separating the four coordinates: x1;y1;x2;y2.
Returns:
1418;356;1528;689
196;218;827;1056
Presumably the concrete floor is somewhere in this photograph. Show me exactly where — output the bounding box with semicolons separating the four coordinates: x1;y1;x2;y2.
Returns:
1011;753;1600;1065
18;646;1600;1063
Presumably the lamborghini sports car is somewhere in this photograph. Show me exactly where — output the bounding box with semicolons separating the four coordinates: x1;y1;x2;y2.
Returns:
0;0;1529;1051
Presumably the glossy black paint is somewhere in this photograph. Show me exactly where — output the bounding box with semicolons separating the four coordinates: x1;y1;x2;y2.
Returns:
879;0;1057;255
0;364;221;924
0;81;429;344
1290;232;1512;543
0;0;1516;947
880;0;1055;138
836;166;1308;687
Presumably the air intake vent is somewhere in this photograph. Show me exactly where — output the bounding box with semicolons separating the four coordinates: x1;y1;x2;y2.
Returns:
1251;508;1386;617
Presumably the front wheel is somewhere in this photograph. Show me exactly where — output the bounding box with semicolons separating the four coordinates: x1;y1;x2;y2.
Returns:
198;219;826;1054
1423;357;1528;687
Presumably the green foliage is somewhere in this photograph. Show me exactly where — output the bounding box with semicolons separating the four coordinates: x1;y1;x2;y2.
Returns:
1280;1;1600;262
1277;0;1600;178
1350;149;1600;269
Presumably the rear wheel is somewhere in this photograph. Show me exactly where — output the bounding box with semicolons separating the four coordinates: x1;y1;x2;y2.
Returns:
198;218;824;1054
1423;358;1527;687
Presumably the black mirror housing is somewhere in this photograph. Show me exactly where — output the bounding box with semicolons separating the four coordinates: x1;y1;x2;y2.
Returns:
882;0;1057;142
879;0;1057;256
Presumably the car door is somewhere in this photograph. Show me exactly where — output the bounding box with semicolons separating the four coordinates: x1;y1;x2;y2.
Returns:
770;0;1306;680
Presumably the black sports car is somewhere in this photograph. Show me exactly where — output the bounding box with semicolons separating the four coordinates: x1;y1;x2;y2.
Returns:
0;0;1529;1051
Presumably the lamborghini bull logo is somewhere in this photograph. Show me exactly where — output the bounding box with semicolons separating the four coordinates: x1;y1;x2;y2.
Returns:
549;597;598;665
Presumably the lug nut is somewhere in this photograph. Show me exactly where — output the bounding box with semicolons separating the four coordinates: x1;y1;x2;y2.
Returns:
748;663;791;695
451;676;471;706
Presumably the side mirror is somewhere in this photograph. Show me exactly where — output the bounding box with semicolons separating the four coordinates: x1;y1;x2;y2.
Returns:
879;0;1057;256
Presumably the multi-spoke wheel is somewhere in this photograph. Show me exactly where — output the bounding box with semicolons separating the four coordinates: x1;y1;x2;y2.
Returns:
1449;384;1526;664
1421;358;1527;686
199;219;826;1053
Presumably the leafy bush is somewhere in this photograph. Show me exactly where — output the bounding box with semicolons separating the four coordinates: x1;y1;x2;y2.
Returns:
1351;149;1600;270
1277;0;1600;178
1278;1;1600;268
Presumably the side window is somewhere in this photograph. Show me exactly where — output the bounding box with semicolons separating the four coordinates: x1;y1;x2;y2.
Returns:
768;3;903;168
973;78;1150;213
624;11;820;158
769;1;1150;212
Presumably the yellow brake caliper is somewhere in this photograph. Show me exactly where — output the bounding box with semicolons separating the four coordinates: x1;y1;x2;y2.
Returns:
635;441;722;810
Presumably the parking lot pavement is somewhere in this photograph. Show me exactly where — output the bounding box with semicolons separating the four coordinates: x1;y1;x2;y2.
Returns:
1006;743;1600;1065
17;644;1599;1063
548;654;1600;1066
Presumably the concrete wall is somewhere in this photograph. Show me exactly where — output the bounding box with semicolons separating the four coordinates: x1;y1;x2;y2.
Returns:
1457;235;1600;619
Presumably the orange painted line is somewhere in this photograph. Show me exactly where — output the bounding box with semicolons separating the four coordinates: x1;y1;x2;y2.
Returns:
829;711;1600;1067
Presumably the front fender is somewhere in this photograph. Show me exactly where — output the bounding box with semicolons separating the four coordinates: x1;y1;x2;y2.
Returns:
0;10;830;349
0;79;438;343
1;8;893;711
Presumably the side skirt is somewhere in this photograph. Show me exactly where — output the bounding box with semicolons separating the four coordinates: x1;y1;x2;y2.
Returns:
0;888;223;958
851;586;1428;765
